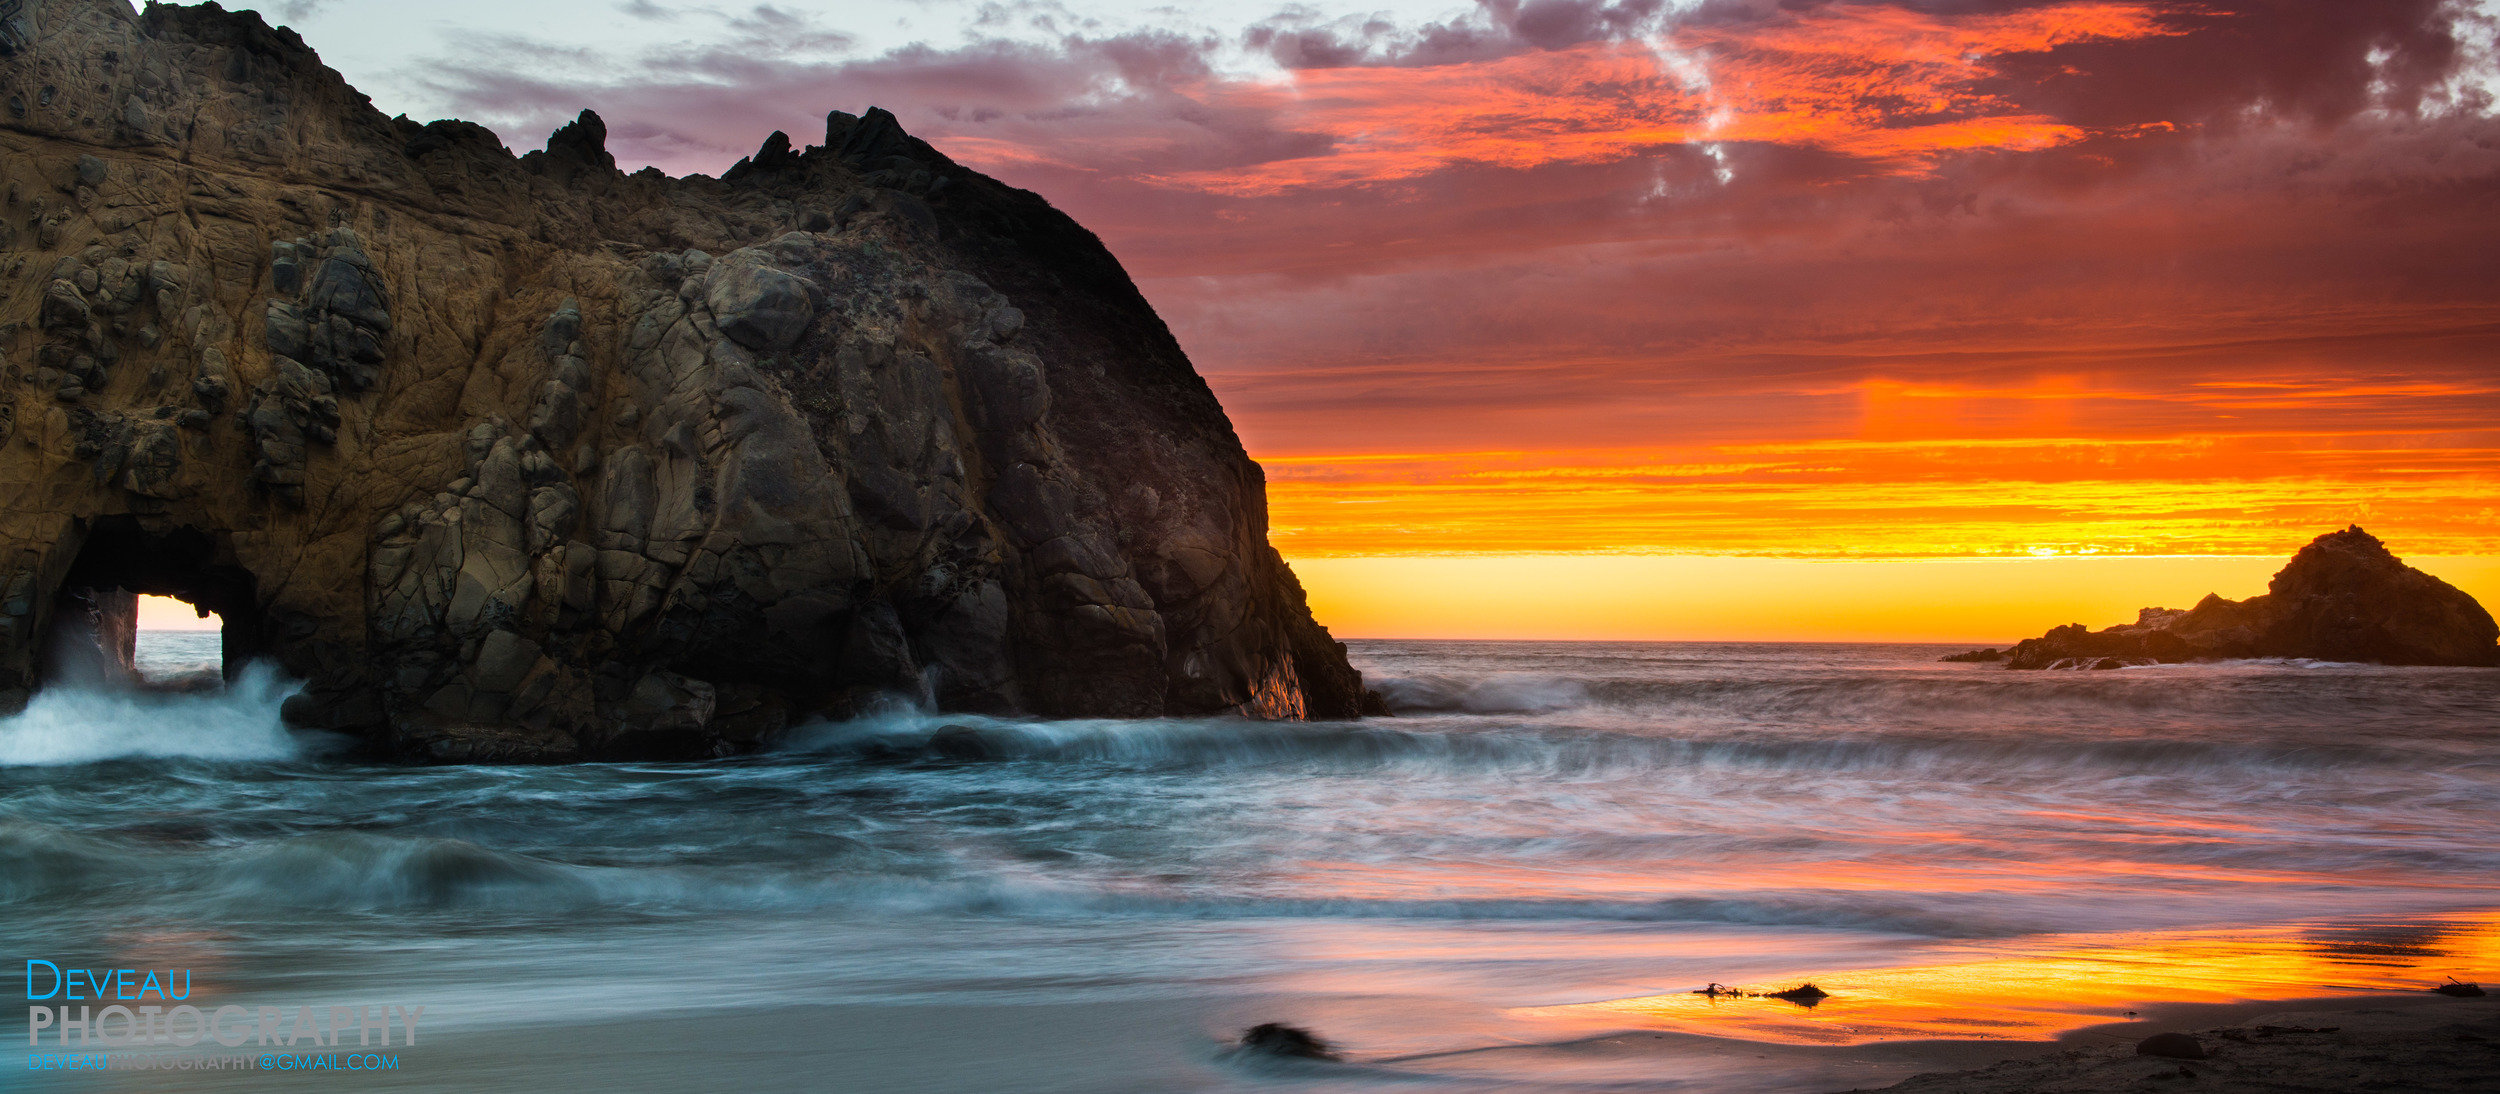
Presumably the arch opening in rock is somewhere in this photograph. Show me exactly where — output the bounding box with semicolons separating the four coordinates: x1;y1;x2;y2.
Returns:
136;595;229;689
37;517;269;694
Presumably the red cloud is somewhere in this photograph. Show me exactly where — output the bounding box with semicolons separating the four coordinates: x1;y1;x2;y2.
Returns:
1136;2;2184;194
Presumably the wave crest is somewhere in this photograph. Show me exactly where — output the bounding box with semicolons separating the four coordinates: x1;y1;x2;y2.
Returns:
221;834;598;910
1371;672;1590;714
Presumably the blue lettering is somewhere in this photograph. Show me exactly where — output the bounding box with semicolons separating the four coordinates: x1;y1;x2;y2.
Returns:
26;1053;109;1070
166;970;189;1002
25;961;59;1000
64;969;85;1001
115;971;136;1001
138;971;162;1000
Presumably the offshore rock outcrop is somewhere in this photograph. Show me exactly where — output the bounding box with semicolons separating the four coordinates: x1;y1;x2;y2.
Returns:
0;0;1379;760
1955;527;2500;670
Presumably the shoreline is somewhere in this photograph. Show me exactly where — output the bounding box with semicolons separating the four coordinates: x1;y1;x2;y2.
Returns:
1352;990;2494;1091
1857;993;2498;1092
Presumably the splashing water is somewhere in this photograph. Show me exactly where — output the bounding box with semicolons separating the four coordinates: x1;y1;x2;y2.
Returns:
0;658;301;767
2;639;2494;1093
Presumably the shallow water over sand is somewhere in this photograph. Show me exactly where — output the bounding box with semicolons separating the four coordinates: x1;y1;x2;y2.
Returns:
6;639;2496;1091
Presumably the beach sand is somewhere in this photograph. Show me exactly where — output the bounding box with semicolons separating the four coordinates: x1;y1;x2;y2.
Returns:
1862;995;2498;1093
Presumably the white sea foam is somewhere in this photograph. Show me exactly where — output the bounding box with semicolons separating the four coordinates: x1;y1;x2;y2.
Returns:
0;660;302;766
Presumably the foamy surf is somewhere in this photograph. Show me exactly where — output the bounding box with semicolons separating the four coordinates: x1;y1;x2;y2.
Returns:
0;660;302;766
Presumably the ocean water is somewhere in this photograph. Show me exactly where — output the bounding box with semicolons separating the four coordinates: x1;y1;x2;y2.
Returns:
129;629;224;682
5;638;2496;1091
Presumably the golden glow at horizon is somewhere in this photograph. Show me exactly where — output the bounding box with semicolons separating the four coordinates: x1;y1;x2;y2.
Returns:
1522;913;2500;1045
1242;357;2499;582
1284;554;2500;643
1258;438;2500;560
1256;417;2499;640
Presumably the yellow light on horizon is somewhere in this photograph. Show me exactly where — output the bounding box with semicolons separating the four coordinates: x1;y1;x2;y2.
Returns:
136;594;222;632
1287;554;2500;643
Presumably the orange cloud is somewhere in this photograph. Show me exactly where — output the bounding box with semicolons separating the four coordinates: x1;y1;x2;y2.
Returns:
1142;2;2181;194
1258;433;2500;559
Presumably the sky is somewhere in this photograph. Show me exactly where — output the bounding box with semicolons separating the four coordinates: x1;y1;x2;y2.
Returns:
168;0;2500;640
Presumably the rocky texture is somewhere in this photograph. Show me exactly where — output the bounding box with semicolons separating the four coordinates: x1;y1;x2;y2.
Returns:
0;0;1379;760
44;584;133;686
1234;1023;1340;1061
1953;527;2500;670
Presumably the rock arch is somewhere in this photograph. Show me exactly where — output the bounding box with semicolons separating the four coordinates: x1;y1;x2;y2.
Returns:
33;515;270;690
0;1;1377;761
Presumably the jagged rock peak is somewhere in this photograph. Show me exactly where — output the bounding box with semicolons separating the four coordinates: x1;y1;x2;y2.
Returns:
0;1;1380;762
835;107;913;165
543;109;617;175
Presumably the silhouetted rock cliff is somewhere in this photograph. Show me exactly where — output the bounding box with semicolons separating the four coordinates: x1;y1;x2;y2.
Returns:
1954;527;2500;670
0;0;1378;760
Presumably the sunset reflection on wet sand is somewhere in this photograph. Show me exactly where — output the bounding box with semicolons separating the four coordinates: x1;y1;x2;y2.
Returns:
1527;911;2500;1045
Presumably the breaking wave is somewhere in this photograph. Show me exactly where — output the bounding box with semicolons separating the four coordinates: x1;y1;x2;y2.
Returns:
0;661;305;767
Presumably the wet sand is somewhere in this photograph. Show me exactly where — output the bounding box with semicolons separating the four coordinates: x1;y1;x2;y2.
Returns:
14;990;2491;1092
1863;994;2499;1093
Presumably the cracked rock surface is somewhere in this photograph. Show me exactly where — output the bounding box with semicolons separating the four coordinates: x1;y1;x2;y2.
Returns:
0;0;1378;760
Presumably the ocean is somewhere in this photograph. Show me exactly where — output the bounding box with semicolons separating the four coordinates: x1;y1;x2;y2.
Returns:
5;637;2496;1091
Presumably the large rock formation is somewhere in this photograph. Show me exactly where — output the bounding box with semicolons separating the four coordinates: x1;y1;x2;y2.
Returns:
0;0;1380;760
1954;527;2500;670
